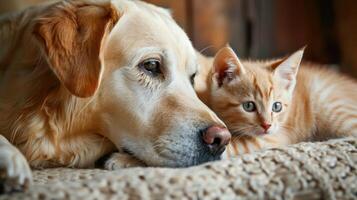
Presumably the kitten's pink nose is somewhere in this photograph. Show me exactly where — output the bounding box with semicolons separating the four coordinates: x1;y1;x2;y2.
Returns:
261;123;271;132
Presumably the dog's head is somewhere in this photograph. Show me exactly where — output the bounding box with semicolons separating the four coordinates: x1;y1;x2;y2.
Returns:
34;0;230;167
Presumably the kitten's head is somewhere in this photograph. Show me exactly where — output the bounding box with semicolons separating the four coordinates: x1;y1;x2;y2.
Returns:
209;47;304;137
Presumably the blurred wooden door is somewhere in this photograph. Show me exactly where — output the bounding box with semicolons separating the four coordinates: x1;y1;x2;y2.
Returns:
144;0;233;56
1;0;355;77
144;0;357;78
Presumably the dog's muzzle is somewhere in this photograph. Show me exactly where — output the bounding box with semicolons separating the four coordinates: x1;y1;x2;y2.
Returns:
155;125;231;167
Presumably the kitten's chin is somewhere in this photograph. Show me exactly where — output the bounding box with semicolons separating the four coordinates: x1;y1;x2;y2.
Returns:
255;131;267;136
252;126;278;136
249;128;269;137
252;129;273;136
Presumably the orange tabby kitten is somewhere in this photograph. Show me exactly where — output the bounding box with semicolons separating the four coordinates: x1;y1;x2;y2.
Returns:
196;47;357;157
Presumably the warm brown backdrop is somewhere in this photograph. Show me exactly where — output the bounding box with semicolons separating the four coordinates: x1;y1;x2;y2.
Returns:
145;0;357;78
1;0;356;78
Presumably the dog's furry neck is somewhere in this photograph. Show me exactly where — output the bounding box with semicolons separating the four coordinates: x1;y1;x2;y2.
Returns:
0;68;116;168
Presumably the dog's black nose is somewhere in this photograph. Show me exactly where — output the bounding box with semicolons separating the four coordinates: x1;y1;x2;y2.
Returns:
201;126;231;155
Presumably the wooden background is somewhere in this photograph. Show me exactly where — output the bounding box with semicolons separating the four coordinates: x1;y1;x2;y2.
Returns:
145;0;357;78
1;0;356;78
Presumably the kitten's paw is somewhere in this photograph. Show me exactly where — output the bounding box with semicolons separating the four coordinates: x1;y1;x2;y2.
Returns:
104;153;146;170
0;145;32;194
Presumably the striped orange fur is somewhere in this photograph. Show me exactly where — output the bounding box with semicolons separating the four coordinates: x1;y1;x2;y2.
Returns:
199;47;357;157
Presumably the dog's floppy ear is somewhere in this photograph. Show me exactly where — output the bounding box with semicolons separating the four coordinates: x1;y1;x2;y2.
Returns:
34;1;119;97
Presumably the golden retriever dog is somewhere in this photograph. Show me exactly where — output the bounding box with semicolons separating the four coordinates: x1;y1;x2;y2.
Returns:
0;0;231;192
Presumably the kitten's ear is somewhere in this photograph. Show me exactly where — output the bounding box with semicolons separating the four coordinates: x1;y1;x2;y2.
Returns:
272;48;305;93
213;46;245;87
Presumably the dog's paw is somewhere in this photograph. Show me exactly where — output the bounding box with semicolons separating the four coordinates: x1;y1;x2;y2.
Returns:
104;153;146;170
0;145;32;194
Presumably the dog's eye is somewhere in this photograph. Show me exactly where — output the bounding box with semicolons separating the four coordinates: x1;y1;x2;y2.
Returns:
139;58;162;77
190;73;196;86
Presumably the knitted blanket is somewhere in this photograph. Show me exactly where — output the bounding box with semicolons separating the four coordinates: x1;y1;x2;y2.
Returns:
1;137;356;200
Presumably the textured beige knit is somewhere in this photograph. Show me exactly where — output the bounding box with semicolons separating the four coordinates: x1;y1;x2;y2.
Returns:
1;137;356;200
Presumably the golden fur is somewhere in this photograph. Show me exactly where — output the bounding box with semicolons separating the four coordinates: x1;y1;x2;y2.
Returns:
196;47;357;156
0;0;229;191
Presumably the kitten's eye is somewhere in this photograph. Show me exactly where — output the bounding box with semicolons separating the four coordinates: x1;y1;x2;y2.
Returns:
139;58;162;77
272;102;282;112
190;72;196;86
242;101;256;112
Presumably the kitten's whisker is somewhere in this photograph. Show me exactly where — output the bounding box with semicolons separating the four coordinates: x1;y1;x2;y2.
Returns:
230;127;254;142
280;125;295;131
199;45;215;54
230;126;255;134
